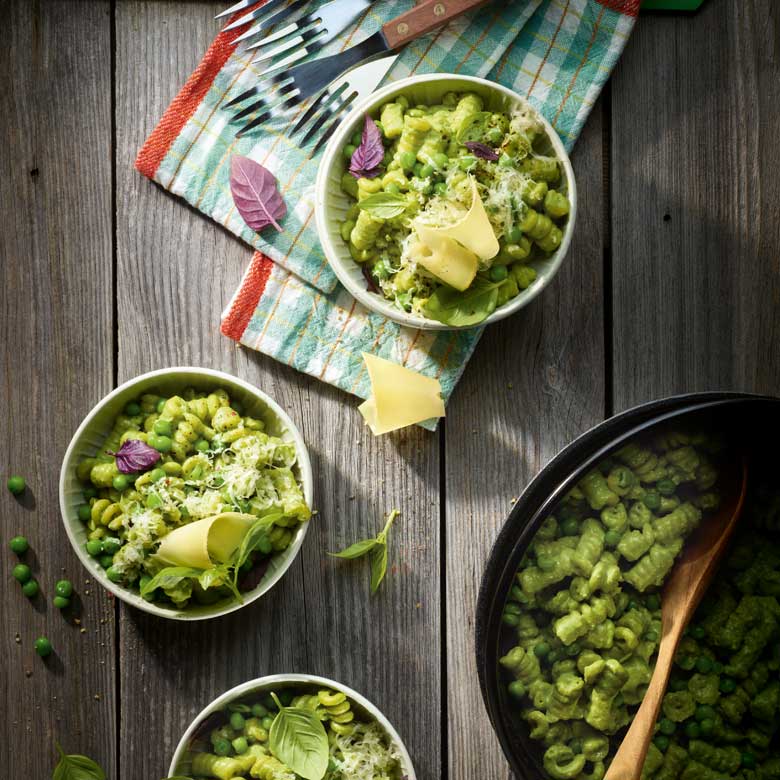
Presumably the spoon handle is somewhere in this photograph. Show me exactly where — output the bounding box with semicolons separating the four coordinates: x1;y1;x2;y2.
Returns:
603;623;683;780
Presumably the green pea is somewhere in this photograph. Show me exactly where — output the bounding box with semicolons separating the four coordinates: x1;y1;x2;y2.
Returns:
569;739;583;755
400;151;417;171
686;625;704;640
657;478;676;496
560;517;579;536
694;705;715;722
508;680;526;699
9;536;29;555
711;661;723;675
536;553;555;571
507;226;523;244
78;505;92;522
53;595;71;610
139;575;155;601
112;474;130;492
645;629;660;642
156;398;167;413
231;736;249;755
459;155;477;171
261;716;274;731
646;593;661;611
34;637;53;657
741;752;756;769
262;694;277;711
684;721;700;739
86;539;103;557
153;419;172;436
486;127;504;145
419;163;434;178
152;434;172;453
694;656;713;674
498;153;514;167
13;563;31;583
257;537;273;555
102;537;122;555
22;579;39;598
642;490;661;511
434;182;447;196
251;703;269;718
547;648;561;664
659;718;676;736
489;265;508;282
385;183;400;195
279;691;294;706
7;475;26;495
150;467;166;483
124;401;141;416
106;566;122;584
145;494;162;509
55;579;74;598
213;737;232;757
432;152;449;169
698;718;715;737
229;712;246;731
565;642;582;657
83;486;97;500
99;554;114;569
533;642;551;659
627;600;640;611
502;612;520;627
343;143;357;161
653;735;669;752
604;529;622;547
677;654;695;670
669;678;688;692
192;439;208;454
719;677;737;694
350;130;362;147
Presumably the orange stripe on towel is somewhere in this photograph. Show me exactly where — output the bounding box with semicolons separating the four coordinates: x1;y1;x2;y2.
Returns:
221;252;274;342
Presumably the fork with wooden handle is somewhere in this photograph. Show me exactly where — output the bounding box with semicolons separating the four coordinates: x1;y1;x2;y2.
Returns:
604;456;749;780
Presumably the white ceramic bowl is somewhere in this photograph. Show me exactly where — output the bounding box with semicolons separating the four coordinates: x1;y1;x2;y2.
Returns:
168;674;417;779
59;367;314;621
315;73;577;330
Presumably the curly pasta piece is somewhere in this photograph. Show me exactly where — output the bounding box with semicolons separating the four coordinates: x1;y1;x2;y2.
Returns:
617;523;655;562
554;595;616;646
579;471;619;511
249;752;295;780
548;672;586;721
642;743;665;778
543;745;586;780
623;540;683;591
318;689;355;735
616;443;668;483
688;740;741;774
662;690;696;722
192;752;252;780
572;519;605;576
586;659;628;731
349;210;384;252
653;503;701;545
380;102;404;138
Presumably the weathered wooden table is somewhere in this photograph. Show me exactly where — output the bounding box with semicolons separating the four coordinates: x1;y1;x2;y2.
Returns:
2;2;779;778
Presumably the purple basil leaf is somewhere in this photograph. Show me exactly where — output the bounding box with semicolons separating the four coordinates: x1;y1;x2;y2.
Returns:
107;440;160;474
464;141;499;162
349;115;384;179
362;266;380;294
230;155;287;233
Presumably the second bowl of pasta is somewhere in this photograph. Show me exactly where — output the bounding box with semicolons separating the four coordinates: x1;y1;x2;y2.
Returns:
315;74;576;330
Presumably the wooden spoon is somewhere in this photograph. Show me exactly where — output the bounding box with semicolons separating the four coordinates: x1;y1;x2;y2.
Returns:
604;456;749;780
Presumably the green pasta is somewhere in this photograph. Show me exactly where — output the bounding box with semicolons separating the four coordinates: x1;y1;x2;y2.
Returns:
499;430;725;779
338;91;571;325
181;686;403;780
74;387;310;609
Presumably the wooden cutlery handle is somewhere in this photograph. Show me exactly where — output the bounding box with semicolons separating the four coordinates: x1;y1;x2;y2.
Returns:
382;0;490;49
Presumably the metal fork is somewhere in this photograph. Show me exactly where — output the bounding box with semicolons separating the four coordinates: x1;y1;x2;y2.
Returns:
227;0;488;138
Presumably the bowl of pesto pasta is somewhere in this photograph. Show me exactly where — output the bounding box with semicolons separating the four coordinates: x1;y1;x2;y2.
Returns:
315;74;576;330
59;367;314;620
167;673;416;780
475;393;780;780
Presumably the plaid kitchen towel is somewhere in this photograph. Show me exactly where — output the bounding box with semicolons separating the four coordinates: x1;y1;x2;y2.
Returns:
137;0;638;418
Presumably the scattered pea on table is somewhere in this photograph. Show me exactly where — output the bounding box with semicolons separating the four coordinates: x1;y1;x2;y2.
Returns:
7;475;26;495
22;579;39;598
55;579;74;598
12;563;31;583
9;535;29;554
34;637;52;657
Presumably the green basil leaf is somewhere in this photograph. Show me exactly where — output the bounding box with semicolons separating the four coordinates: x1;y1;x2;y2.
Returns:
233;513;282;571
424;277;501;326
198;565;229;591
53;745;106;780
140;566;203;598
370;542;389;594
455;110;492;143
327;538;379;560
357;192;408;219
269;703;329;780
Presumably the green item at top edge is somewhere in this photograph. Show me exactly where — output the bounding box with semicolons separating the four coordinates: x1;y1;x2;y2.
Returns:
642;0;706;10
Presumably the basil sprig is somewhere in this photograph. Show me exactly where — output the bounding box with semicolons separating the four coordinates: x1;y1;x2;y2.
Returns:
268;693;329;780
231;512;282;587
53;744;106;780
357;192;408;219
329;510;399;594
423;276;502;326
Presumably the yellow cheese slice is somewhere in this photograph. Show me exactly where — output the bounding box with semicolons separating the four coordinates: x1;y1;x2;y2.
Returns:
410;224;478;291
156;512;256;569
421;177;499;261
358;353;445;435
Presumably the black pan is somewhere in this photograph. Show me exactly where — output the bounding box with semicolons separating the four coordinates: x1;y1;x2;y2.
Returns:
475;392;780;779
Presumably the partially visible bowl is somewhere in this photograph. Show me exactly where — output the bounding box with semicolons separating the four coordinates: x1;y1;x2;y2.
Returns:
315;73;577;331
167;673;417;779
475;392;780;779
59;367;314;621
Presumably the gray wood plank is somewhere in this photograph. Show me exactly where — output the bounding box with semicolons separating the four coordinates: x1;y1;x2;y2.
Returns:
445;100;608;780
115;3;440;779
611;0;780;409
0;1;116;776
